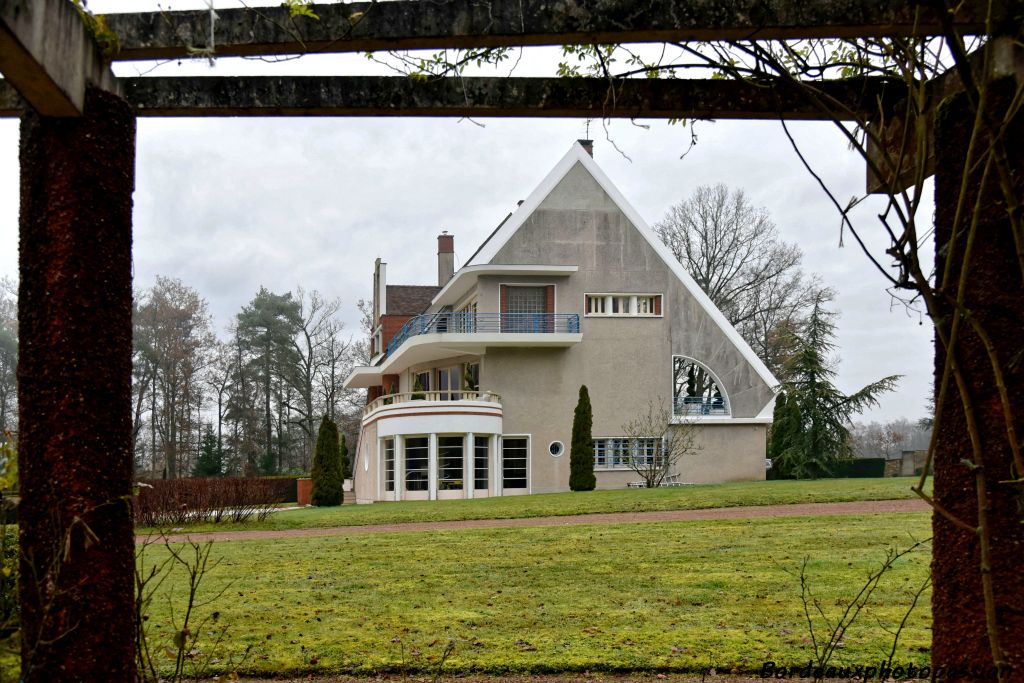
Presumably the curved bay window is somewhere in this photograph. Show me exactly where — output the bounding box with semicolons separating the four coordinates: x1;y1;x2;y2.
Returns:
672;356;729;416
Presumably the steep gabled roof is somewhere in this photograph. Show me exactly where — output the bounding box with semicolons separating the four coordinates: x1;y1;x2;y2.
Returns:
465;141;780;408
386;284;441;315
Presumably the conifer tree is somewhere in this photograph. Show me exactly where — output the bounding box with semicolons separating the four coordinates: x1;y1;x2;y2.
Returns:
775;294;899;478
192;427;223;477
311;416;344;506
569;385;596;491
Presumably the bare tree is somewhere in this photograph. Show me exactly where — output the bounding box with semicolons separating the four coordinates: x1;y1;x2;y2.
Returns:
206;342;234;472
316;319;351;423
285;288;341;470
620;402;696;488
654;184;825;378
135;277;216;478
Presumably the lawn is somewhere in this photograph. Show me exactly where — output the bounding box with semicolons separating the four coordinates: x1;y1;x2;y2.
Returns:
142;477;929;534
139;511;932;678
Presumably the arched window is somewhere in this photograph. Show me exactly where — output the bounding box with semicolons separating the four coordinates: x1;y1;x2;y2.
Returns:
672;356;729;416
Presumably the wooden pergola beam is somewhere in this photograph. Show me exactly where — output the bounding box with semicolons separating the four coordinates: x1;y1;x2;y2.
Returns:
0;75;902;120
0;0;116;116
103;0;1004;62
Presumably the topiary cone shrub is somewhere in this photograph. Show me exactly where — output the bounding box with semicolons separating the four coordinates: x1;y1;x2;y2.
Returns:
311;416;344;506
569;385;596;491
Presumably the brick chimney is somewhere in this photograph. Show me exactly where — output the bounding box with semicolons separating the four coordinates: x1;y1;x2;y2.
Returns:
578;139;594;157
438;231;455;286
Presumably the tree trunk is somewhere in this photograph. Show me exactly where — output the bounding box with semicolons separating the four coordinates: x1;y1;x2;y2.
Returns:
17;86;137;681
931;75;1024;682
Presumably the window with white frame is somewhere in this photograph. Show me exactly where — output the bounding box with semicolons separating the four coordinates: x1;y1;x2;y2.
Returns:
404;437;429;491
593;437;663;469
384;438;395;492
501;436;528;488
474;436;489;490
437;366;462;401
672;356;729;416
438;436;464;490
584;293;662;317
457;300;478;333
412;370;431;393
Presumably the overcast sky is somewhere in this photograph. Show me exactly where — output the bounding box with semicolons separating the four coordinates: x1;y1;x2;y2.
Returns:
0;1;935;424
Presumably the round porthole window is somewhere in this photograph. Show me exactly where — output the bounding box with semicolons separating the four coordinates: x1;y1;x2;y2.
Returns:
548;441;565;457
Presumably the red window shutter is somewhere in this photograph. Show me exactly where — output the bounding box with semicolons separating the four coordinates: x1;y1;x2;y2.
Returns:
545;285;555;313
654;295;662;315
500;285;508;314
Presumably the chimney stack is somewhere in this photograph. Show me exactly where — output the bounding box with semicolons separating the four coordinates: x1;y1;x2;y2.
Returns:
438;231;455;286
578;139;594;157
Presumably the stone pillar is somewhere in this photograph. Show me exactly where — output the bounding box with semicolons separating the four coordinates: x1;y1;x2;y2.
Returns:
493;434;502;497
428;433;438;500
465;432;475;499
394;435;404;502
931;74;1024;681
18;87;137;681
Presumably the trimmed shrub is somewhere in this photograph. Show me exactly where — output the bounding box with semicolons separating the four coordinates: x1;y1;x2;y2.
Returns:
311;416;344;506
569;385;596;491
830;458;887;478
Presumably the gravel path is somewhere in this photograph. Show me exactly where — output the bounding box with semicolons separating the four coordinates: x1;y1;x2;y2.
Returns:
139;498;928;545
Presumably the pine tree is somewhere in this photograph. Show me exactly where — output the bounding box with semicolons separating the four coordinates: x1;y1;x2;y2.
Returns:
340;434;351;480
311;416;344;506
569;385;596;491
776;294;899;478
192;426;223;477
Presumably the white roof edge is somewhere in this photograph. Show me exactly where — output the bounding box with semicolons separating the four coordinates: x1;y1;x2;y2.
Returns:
343;366;383;390
468;140;780;391
431;264;578;308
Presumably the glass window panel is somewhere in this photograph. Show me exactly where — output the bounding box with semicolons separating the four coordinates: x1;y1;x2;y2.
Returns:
404;437;429;491
384;439;395;492
502;437;528;489
474;436;489;490
438;436;464;491
504;286;547;332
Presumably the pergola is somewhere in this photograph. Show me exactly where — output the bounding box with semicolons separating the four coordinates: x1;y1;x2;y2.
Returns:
1;1;1021;680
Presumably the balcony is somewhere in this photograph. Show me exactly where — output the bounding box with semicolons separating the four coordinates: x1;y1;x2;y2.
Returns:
387;312;581;356
344;313;582;389
361;390;503;438
363;389;502;417
672;395;730;417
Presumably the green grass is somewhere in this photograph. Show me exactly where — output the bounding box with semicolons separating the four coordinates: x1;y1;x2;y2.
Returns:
140;511;932;678
143;477;929;534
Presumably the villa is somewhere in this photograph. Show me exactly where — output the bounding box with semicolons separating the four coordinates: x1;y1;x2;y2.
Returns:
343;141;777;503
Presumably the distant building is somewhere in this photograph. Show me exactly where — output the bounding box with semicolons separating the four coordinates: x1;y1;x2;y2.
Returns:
343;142;777;503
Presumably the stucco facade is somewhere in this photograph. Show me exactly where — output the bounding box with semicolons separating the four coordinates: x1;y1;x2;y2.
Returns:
345;142;776;503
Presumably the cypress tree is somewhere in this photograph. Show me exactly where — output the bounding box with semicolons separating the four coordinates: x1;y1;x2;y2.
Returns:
311;416;344;506
569;385;596;491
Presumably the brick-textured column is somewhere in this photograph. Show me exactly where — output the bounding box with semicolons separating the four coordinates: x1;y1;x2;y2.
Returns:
932;76;1024;681
18;86;136;681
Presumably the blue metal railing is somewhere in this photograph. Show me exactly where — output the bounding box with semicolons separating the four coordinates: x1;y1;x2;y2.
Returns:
387;312;580;356
672;395;729;416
